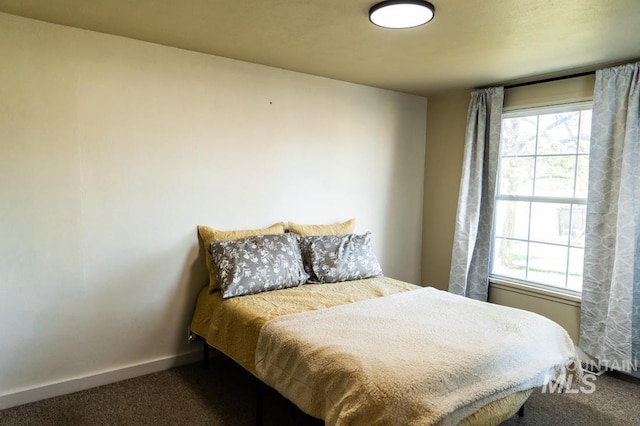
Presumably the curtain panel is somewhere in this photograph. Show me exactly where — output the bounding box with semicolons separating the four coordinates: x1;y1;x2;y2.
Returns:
448;87;504;301
580;61;640;371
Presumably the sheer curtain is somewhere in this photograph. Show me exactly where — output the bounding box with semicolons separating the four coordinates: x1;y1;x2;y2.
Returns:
580;61;640;372
448;87;503;301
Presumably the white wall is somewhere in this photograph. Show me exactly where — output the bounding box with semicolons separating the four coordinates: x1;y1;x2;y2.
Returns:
0;13;427;406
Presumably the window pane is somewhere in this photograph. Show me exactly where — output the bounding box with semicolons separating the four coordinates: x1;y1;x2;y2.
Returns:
530;203;570;245
494;200;530;240
527;243;568;287
534;155;576;197
492;238;527;279
494;104;590;294
501;116;537;156
569;205;587;248
499;157;534;196
575;155;589;198
567;248;584;291
579;110;592;154
537;112;579;155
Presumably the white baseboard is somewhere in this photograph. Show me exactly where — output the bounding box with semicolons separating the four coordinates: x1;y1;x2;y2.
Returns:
0;350;203;410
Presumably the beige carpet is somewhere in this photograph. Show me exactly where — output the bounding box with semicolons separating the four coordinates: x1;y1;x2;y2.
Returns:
502;369;640;426
1;356;639;425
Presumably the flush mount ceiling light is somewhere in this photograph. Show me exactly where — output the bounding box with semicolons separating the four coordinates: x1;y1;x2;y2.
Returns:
369;0;435;29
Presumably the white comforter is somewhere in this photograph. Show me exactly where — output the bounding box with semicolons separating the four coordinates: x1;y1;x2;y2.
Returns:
255;286;581;426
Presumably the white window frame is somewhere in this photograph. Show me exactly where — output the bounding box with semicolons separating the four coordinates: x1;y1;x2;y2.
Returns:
489;101;592;298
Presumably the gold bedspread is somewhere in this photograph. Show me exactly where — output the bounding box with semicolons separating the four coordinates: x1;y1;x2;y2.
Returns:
190;276;418;375
190;276;532;425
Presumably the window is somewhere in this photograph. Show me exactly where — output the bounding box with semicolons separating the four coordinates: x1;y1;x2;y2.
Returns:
491;103;591;294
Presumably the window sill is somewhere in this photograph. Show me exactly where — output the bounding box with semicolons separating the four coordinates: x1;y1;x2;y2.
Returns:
489;278;581;307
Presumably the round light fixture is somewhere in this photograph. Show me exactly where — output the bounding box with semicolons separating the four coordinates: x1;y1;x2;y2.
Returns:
369;0;435;29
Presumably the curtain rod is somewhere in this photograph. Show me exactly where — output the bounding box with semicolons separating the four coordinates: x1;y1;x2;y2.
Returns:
504;71;595;90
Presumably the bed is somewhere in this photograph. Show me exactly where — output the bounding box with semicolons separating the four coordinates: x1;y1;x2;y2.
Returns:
190;276;580;425
191;222;579;425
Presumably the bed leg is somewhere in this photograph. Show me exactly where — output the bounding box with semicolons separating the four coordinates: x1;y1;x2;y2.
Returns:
517;404;525;417
203;341;209;370
256;380;264;426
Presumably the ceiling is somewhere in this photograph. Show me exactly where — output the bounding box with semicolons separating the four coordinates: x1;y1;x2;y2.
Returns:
1;0;639;96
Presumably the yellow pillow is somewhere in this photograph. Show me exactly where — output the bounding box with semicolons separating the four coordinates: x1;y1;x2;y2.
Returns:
288;218;356;238
198;222;286;291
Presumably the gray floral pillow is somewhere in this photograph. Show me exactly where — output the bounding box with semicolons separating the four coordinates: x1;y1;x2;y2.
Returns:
300;232;383;284
209;233;309;298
